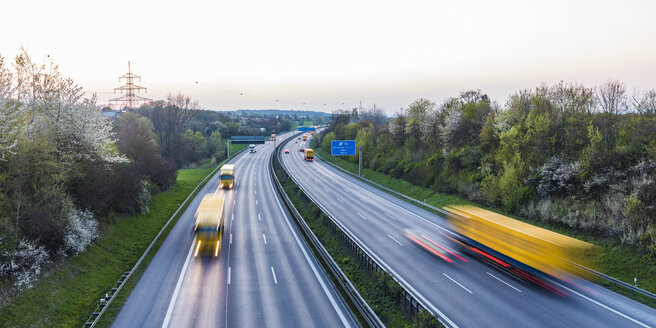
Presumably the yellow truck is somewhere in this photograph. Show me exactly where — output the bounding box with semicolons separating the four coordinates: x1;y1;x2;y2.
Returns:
302;134;307;141
304;148;314;161
194;194;225;257
444;205;597;281
219;164;235;189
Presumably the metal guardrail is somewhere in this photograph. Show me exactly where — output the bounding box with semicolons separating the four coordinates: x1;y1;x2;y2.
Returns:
270;134;383;328
83;148;248;328
279;138;448;327
314;151;656;306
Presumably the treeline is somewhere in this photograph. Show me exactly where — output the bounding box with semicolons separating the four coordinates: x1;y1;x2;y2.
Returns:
317;82;656;255
0;50;287;302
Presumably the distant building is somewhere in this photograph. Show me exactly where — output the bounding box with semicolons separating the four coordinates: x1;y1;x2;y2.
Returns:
101;109;125;121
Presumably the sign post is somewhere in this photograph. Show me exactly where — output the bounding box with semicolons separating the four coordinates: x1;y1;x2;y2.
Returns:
357;146;363;177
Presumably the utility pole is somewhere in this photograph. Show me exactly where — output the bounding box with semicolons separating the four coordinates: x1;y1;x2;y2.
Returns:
110;61;152;110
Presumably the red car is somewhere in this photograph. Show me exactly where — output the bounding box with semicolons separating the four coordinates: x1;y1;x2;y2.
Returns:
284;149;290;153
299;148;305;152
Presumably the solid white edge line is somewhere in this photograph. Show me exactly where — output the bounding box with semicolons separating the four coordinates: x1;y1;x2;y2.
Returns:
486;272;521;292
283;153;457;328
271;266;278;284
387;234;403;246
555;282;651;328
268;162;353;327
443;273;473;294
161;239;196;328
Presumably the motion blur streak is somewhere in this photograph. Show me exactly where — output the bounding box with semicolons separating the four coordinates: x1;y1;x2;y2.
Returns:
444;205;598;279
407;235;453;263
421;235;468;262
471;247;510;268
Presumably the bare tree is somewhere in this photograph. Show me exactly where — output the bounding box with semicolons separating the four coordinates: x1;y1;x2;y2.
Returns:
631;89;656;115
596;79;627;114
360;104;387;126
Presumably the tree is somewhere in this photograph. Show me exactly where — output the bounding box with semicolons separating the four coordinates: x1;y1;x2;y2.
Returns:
631;89;656;115
596;79;627;115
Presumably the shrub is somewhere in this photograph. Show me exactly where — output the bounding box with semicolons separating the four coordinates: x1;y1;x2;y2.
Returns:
60;208;99;256
0;239;49;293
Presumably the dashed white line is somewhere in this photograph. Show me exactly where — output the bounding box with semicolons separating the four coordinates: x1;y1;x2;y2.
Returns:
383;212;396;220
233;199;235;206
321;186;328;192
228;267;231;285
443;273;472;294
231;213;234;221
255;190;257;195
263;233;267;244
337;198;344;204
270;266;278;284
486;272;521;292
356;212;368;220
230;233;232;244
256;200;259;206
387;234;403;246
258;213;262;221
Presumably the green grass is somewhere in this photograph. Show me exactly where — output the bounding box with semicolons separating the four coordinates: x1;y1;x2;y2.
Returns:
0;166;220;327
314;147;656;300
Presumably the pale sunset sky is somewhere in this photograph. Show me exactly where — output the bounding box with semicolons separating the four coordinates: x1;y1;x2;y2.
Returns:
1;0;655;114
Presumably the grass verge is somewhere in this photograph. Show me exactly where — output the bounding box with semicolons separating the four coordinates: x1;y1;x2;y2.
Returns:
314;147;656;302
0;162;229;327
274;152;440;327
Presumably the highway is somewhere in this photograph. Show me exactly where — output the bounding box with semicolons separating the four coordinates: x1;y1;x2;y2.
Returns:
281;134;656;328
112;132;358;328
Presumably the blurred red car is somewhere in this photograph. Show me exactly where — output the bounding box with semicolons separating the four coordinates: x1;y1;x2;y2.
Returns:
299;148;305;152
284;149;290;153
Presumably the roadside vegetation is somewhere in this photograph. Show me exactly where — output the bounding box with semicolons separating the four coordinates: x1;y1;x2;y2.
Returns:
0;166;222;326
313;80;656;295
274;147;440;327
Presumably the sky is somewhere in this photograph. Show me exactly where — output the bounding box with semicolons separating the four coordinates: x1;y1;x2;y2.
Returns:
1;0;655;114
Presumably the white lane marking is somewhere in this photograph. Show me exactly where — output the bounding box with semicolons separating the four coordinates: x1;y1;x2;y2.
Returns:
254;182;256;186
321;186;328;192
161;240;195;328
228;267;231;285
235;190;238;195
556;282;651;328
232;213;234;221
255;190;257;195
443;273;472;294
383;212;396;221
271;266;278;284
263;233;267;244
284;163;455;328
256;200;259;206
233;199;235;206
486;272;521;292
267;166;352;327
337;198;344;204
230;233;232;244
356;212;368;221
258;213;262;221
387;234;403;246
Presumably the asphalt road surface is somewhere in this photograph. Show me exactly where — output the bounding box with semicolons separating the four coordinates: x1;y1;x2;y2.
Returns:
112;132;358;328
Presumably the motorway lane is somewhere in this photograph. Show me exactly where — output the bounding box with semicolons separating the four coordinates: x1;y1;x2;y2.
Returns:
282;136;656;328
113;132;357;328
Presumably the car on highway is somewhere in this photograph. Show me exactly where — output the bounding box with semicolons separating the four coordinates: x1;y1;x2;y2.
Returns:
284;149;290;153
299;148;304;152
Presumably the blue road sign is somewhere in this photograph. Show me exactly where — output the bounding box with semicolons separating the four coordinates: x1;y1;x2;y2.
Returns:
298;127;316;132
331;140;356;156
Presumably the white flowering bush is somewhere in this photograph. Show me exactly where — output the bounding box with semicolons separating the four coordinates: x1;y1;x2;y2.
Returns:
61;208;99;255
0;239;49;292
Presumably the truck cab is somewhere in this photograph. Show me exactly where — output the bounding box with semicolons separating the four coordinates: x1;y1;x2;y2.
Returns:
304;148;314;161
249;144;256;153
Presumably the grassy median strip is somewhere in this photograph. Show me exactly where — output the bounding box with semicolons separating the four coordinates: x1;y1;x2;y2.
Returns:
274;162;440;327
0;144;251;328
314;147;656;302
